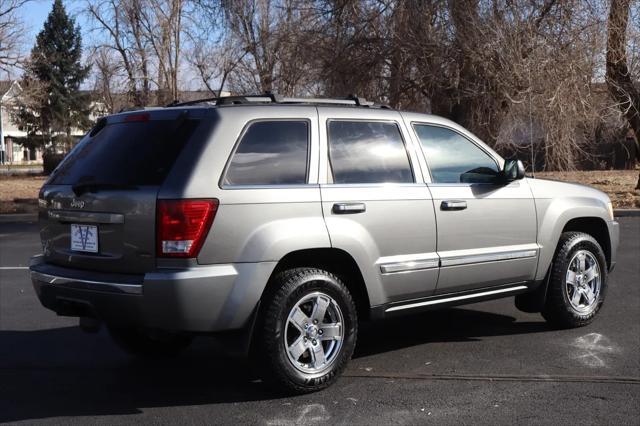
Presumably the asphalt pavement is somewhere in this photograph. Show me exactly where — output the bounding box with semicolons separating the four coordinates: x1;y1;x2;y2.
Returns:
0;217;638;425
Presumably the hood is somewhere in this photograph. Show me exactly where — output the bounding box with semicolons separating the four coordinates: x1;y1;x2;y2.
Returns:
526;177;611;205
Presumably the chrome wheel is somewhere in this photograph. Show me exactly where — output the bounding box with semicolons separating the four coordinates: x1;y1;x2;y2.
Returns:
565;250;601;314
284;291;344;374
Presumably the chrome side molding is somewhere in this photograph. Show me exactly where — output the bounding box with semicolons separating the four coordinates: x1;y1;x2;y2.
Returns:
378;245;539;275
439;244;539;267
378;252;439;274
380;259;439;274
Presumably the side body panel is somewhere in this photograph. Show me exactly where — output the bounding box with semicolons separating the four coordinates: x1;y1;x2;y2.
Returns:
402;112;539;294
318;108;439;306
428;182;539;293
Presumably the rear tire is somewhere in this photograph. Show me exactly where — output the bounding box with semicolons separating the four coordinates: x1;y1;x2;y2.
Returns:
108;326;192;358
542;232;607;329
255;268;358;394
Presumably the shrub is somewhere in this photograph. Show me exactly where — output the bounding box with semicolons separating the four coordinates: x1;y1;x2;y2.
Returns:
43;151;66;175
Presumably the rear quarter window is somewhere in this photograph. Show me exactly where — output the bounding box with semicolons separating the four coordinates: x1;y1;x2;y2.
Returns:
222;120;309;186
49;118;200;186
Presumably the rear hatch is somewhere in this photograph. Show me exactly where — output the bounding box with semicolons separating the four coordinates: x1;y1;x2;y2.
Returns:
39;110;203;274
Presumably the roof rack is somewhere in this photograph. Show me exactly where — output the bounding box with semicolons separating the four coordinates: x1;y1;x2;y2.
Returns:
166;92;391;109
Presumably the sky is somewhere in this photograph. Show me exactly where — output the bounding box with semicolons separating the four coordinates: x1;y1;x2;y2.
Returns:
10;0;205;90
6;0;93;80
22;0;89;41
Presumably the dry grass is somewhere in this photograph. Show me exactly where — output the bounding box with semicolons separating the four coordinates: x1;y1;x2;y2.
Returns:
0;175;47;214
0;170;638;214
535;170;639;209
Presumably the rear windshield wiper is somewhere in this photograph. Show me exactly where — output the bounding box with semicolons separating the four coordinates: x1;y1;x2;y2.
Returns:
72;182;139;196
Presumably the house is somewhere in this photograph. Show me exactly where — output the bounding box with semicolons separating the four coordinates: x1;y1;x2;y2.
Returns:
0;80;106;165
0;82;233;165
0;80;40;165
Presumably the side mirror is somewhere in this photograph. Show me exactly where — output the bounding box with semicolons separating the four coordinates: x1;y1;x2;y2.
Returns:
502;159;525;182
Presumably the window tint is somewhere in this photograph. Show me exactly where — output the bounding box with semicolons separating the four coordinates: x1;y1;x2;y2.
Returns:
49;119;200;186
413;125;500;184
328;121;413;184
223;121;309;186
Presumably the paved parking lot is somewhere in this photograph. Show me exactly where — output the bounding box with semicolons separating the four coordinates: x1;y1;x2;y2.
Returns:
0;217;638;425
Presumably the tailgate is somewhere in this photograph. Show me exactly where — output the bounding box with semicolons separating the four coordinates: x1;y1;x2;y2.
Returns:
40;186;158;274
39;112;202;274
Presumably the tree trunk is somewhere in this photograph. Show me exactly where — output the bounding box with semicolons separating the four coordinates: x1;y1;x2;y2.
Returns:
605;0;640;189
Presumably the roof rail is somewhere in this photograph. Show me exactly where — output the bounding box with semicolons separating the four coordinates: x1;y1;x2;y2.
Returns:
166;92;390;109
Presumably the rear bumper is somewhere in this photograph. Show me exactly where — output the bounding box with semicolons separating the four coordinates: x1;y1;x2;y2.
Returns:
30;255;276;333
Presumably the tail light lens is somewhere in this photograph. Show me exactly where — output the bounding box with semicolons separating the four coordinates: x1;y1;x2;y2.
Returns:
157;199;218;258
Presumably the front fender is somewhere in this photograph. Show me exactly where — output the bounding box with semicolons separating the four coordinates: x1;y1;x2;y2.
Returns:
535;197;610;281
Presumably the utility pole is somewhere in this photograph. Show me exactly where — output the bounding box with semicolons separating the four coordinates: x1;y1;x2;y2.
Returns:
0;97;5;165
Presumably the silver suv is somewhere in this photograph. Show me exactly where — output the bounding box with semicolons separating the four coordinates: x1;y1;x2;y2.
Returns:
30;95;619;393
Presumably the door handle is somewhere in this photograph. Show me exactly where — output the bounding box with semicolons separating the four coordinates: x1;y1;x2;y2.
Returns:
441;200;467;211
333;202;366;214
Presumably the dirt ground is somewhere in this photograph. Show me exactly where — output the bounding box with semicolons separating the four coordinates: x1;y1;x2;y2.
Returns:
0;175;47;214
535;169;639;209
0;170;638;214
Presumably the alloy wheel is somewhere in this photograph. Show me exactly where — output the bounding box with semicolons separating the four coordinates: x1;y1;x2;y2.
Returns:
284;291;344;375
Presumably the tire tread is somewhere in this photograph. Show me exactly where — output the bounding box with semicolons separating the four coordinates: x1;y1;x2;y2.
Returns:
256;267;357;394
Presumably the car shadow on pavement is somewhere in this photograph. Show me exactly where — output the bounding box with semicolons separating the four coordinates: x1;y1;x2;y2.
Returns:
354;307;550;358
0;307;549;422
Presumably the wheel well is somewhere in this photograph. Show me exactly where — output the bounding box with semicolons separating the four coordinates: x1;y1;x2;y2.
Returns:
267;248;371;321
562;217;611;267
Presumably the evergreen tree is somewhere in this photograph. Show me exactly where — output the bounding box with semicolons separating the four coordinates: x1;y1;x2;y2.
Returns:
15;0;91;151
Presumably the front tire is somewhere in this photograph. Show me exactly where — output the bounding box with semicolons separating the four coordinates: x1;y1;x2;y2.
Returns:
255;268;358;394
542;232;607;328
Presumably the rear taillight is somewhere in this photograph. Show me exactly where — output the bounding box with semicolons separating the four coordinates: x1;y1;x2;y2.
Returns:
157;199;218;258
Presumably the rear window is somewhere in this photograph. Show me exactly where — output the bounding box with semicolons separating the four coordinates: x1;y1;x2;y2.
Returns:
49;118;200;185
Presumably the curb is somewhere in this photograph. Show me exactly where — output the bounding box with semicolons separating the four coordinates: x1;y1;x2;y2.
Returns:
614;209;640;217
0;213;38;223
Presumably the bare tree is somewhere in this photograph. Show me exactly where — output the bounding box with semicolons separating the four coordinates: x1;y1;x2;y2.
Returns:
0;0;27;73
217;0;316;95
87;0;151;106
138;0;185;103
188;37;246;96
80;0;634;175
90;47;120;113
607;0;640;188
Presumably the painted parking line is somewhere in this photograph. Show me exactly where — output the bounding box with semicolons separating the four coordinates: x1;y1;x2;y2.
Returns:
0;267;29;270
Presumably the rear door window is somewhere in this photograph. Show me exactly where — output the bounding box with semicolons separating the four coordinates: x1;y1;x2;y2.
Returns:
49;118;200;185
223;120;309;186
327;121;414;184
